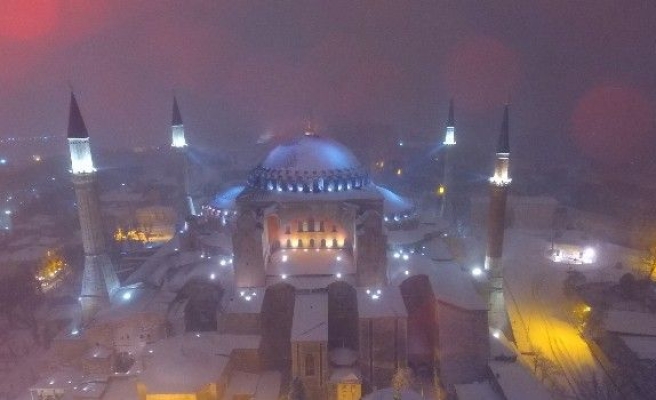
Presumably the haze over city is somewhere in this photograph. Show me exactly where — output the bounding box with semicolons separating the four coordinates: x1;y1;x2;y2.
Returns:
0;1;655;173
1;2;656;400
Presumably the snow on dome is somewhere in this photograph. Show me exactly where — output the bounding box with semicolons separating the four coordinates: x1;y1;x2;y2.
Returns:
248;134;370;193
262;134;360;171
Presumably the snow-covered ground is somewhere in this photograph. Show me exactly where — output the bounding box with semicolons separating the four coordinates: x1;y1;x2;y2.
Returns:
496;228;643;398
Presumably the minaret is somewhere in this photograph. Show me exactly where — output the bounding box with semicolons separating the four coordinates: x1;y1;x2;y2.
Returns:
485;105;512;333
170;96;195;216
439;99;456;216
68;93;119;325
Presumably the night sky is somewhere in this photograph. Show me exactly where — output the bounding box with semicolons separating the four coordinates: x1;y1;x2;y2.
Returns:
1;1;655;174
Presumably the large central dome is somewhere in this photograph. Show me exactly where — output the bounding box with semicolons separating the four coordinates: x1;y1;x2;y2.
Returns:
262;134;360;171
248;133;370;193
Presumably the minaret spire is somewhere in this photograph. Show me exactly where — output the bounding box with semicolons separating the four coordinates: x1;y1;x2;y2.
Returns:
67;92;119;326
170;96;194;216
447;98;455;127
439;99;456;217
68;93;89;139
172;96;183;127
486;104;512;340
497;104;510;154
443;98;456;146
171;96;187;148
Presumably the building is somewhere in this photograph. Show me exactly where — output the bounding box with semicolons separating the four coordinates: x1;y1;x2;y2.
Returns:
32;99;490;399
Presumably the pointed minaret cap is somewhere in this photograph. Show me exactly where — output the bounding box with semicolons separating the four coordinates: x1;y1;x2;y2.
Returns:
172;96;183;126
68;93;89;139
497;104;510;154
447;98;455;127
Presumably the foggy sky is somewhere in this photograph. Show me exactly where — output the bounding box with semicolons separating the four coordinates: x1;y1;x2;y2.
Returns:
0;1;655;174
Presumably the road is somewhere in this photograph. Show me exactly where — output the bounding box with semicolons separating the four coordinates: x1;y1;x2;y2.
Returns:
502;229;605;398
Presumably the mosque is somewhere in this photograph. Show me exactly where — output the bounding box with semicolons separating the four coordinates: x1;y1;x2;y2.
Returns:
29;95;512;400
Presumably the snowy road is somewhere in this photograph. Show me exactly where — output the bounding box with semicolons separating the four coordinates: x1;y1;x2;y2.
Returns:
502;229;605;398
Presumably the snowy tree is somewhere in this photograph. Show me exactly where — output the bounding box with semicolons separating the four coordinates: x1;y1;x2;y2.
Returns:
391;367;413;400
640;246;656;280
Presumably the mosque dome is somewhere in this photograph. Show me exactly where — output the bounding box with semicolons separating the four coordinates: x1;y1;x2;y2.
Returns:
247;133;370;193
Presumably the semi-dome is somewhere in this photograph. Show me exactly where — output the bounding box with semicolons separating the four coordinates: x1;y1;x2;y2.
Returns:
248;134;370;193
202;185;244;222
208;185;244;210
376;185;417;224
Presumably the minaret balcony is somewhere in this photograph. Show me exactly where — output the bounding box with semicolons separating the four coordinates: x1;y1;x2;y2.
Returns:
489;176;512;186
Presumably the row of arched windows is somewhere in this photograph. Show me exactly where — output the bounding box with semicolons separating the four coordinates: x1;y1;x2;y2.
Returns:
249;173;370;193
285;238;341;249
285;219;338;234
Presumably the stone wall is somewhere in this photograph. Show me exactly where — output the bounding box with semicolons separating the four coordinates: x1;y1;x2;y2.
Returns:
359;317;407;391
435;301;488;386
291;341;329;400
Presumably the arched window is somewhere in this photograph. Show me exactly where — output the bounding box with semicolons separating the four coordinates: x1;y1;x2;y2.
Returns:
298;239;303;248
286;239;292;248
309;238;315;248
320;238;326;248
332;238;338;248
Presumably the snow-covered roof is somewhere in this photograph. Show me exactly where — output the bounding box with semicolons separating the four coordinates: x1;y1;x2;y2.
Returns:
266;274;357;290
454;381;504;400
223;287;265;314
605;310;656;336
85;344;112;360
620;335;656;360
268;248;355;277
291;293;328;342
139;332;243;393
224;371;258;398
386;224;441;246
330;347;358;367
488;361;553;400
94;286;168;324
329;367;360;383
70;380;107;399
388;253;487;311
363;388;423;400
357;286;407;319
